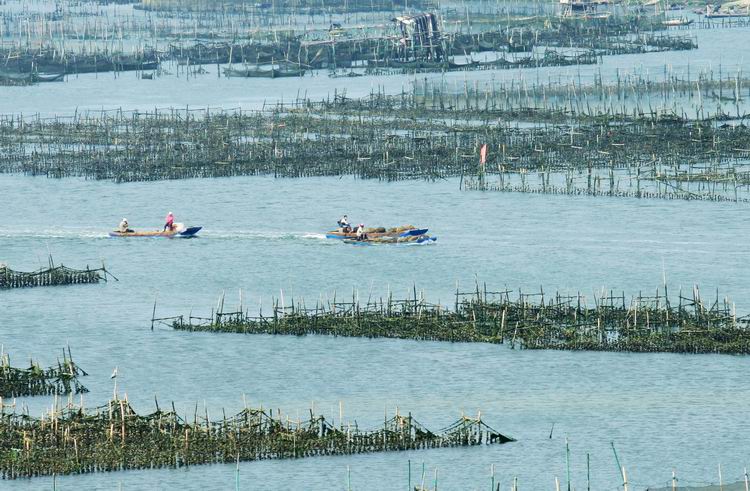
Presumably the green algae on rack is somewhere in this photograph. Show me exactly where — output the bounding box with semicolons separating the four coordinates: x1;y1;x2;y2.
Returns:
0;349;88;398
0;395;513;479
167;284;750;354
3;103;750;187
0;259;111;290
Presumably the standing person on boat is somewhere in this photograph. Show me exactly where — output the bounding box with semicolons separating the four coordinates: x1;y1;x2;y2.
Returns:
163;212;175;232
338;215;351;233
356;224;368;241
118;218;133;233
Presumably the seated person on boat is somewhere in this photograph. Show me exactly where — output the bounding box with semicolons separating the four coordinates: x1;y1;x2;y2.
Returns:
338;215;352;233
163;212;175;231
356;224;368;241
118;218;134;233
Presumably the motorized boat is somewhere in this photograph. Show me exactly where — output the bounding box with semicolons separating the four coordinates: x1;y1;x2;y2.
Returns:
109;223;202;238
343;235;437;245
662;17;693;26
326;225;428;240
222;65;305;78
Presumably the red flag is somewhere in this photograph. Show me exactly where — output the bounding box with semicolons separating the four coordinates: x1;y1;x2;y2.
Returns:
480;144;488;166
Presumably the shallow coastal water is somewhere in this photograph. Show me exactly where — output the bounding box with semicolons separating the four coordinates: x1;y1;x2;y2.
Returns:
2;15;750;490
1;173;750;490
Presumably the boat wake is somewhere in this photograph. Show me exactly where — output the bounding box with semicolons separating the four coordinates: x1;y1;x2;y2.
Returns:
206;230;330;242
300;233;328;240
0;228;348;243
403;239;437;246
0;228;109;239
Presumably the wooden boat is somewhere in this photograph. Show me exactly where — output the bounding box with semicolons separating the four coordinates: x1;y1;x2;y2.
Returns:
0;71;33;86
223;66;305;78
705;11;749;17
704;5;749;17
325;226;427;239
32;73;65;82
662;17;693;26
115;60;160;71
477;40;497;51
343;235;437;245
368;60;478;71
109;226;202;238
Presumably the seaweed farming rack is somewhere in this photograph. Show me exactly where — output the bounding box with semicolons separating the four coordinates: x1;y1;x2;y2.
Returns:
0;258;112;289
0;395;513;479
0;348;88;398
164;284;750;354
3;100;749;203
0;2;703;83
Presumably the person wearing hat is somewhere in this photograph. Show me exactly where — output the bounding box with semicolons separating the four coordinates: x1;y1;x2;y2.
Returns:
338;214;351;233
118;218;133;233
163;212;175;232
355;223;368;241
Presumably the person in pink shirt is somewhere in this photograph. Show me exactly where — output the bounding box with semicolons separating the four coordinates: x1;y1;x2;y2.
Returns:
163;212;174;231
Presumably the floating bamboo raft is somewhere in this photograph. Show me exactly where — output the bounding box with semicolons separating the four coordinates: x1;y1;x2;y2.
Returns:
167;285;750;354
0;261;109;290
0;396;512;479
0;349;88;398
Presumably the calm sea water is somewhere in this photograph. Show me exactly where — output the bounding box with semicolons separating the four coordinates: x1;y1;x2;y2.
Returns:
1;174;750;490
2;18;750;491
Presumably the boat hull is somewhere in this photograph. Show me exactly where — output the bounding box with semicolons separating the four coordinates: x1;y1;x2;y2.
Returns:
223;67;305;78
343;235;437;245
326;227;427;239
109;226;202;238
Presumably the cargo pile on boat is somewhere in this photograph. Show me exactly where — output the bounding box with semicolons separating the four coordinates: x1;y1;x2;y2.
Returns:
326;225;436;244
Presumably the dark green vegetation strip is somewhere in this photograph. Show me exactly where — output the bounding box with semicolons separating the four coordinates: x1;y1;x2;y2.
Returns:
0;264;107;290
0;350;88;398
171;286;750;354
3;105;749;185
0;398;512;479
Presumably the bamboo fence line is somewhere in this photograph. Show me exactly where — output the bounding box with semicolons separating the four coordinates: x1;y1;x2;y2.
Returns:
163;284;750;354
0;394;513;479
0;259;110;289
463;156;750;202
0;27;660;80
0;5;701;82
1;102;750;196
138;0;435;15
163;17;693;69
334;67;750;123
0;1;426;54
9;0;749;90
0;348;88;399
0;3;676;48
